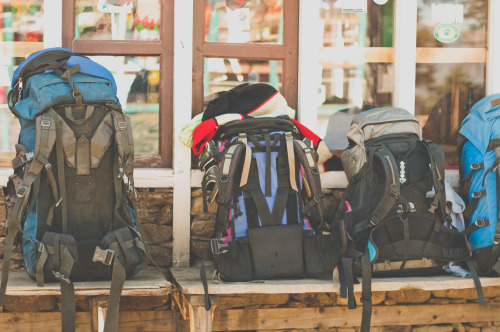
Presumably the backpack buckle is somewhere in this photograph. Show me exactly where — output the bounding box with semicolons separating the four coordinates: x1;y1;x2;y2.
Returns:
389;188;400;199
16;186;28;198
210;238;229;255
52;271;71;284
472;190;485;199
313;192;324;203
40;119;51;128
92;246;115;265
117;122;127;130
475;219;489;227
471;163;482;170
493;234;500;245
21;151;34;163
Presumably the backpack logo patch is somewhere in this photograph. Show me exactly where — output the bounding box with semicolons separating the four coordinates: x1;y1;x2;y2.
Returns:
399;161;407;184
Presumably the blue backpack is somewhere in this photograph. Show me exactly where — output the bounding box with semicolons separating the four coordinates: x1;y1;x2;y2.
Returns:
1;48;151;332
458;94;500;276
198;116;347;309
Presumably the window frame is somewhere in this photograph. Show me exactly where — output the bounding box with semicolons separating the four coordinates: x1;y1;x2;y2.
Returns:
192;0;299;116
61;0;175;168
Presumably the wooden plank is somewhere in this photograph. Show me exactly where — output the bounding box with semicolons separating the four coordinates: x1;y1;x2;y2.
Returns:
0;42;44;58
212;303;500;331
281;0;300;111
0;310;176;331
71;40;163;55
319;47;394;65
203;43;286;60
4;270;171;297
416;48;487;64
170;267;500;295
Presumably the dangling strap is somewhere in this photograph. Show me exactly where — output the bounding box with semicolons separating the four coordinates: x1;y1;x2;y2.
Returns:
201;246;212;310
264;134;272;197
466;258;485;305
104;242;127;332
285;133;298;193
59;246;76;332
360;250;373;332
341;257;357;309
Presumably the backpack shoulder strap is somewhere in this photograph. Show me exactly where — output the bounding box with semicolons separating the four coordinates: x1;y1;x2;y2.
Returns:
367;144;401;228
293;139;326;230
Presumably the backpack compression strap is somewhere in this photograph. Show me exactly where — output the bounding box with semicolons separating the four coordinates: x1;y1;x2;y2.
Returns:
293;139;326;230
111;109;135;187
422;141;446;217
0;112;59;307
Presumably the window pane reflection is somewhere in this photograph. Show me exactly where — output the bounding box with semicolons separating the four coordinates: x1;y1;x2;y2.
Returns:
0;0;44;166
204;58;282;96
76;0;161;41
88;56;160;155
416;63;486;166
204;0;284;44
417;0;487;48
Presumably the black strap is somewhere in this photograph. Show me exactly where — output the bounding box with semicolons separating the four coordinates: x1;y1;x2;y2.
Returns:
466;258;485;305
60;281;76;332
463;219;489;236
264;134;272;197
104;244;127;332
422;141;446;217
368;146;400;227
341;257;356;309
463;190;487;219
360;250;373;332
201;246;212;310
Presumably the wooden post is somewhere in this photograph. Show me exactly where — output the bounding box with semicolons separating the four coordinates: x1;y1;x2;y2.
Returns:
186;295;217;332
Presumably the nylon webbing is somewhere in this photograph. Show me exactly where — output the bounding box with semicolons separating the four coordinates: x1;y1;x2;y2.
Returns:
60;281;75;332
285;133;298;192
111;111;134;182
264;134;272;197
369;145;400;227
36;244;48;287
238;134;252;188
341;257;356;309
466;258;485;305
64;105;94;125
360;251;373;332
495;146;500;245
49;108;69;234
59;64;82;107
463;190;487;219
104;243;127;332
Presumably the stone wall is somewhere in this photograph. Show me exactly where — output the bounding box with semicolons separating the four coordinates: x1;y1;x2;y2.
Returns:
0;187;174;271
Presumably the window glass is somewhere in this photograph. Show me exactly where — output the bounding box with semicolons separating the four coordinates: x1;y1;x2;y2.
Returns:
88;56;160;155
417;0;487;48
317;1;394;160
76;0;161;41
415;64;485;166
204;0;284;44
204;58;282;96
0;1;44;166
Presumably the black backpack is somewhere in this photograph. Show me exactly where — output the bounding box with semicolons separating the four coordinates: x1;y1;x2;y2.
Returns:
198;116;348;309
1;48;154;332
335;107;484;331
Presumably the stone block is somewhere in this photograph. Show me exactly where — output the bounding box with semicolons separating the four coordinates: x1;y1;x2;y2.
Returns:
155;204;173;225
191;196;218;219
386;288;431;304
191;219;215;237
148;245;172;267
142;224;172;244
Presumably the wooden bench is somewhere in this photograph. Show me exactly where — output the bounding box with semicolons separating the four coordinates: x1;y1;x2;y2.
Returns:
0;269;173;331
170;266;500;332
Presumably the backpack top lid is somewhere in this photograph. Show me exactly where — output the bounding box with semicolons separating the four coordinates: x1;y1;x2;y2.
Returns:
346;107;421;146
12;47;118;95
341;107;421;181
459;94;500;155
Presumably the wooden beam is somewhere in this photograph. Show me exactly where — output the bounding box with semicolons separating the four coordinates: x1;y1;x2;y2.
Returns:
203;43;286;60
71;41;163;55
212;303;500;331
319;47;394;65
0;311;176;331
416;48;487;64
